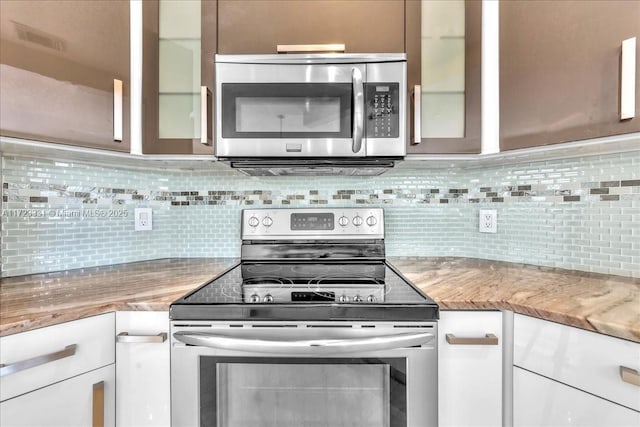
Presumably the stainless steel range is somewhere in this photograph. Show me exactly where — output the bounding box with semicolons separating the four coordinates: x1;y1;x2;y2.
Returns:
170;208;439;427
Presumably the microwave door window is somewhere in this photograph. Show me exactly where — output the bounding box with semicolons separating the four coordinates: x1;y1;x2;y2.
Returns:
236;97;341;135
221;83;352;138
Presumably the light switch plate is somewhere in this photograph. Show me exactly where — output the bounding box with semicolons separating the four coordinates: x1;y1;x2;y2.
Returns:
134;208;152;231
479;209;497;233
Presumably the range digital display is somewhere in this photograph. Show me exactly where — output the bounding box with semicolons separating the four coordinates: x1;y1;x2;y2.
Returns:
291;213;334;230
291;291;335;302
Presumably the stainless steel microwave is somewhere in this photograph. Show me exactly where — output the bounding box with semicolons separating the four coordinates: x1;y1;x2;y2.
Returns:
214;54;406;176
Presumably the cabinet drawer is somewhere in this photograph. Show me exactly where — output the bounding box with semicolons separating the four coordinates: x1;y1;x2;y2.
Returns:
514;314;640;411
514;367;640;427
0;313;115;401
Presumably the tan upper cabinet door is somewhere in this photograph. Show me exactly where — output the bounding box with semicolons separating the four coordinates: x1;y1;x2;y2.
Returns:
217;0;405;54
405;0;482;155
142;0;216;155
0;0;130;152
500;0;640;151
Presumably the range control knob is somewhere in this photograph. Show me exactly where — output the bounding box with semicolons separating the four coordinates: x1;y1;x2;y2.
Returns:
262;216;273;227
366;215;377;226
249;294;261;303
352;216;363;226
367;295;377;303
353;295;364;303
338;216;349;227
248;216;260;227
263;294;274;303
338;295;350;303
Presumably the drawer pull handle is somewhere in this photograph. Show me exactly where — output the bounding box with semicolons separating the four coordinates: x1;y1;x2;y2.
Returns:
413;85;421;144
445;333;499;346
117;332;167;343
620;366;640;386
92;381;105;427
200;85;209;144
113;79;123;141
621;37;636;120
277;44;345;54
0;344;77;377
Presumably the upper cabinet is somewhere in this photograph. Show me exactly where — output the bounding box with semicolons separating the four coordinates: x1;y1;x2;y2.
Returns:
406;0;482;154
217;0;404;54
0;0;130;152
500;0;640;151
141;0;215;154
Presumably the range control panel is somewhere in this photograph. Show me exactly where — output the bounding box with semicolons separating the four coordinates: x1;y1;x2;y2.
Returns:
243;284;386;304
242;208;384;240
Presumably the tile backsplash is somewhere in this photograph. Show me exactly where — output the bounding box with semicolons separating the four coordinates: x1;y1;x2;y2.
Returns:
2;151;639;278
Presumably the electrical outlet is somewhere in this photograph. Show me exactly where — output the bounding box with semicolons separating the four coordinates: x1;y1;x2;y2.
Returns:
134;208;152;231
479;209;497;233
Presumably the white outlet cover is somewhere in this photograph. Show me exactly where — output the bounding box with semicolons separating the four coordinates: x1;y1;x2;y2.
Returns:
479;209;497;233
134;208;153;231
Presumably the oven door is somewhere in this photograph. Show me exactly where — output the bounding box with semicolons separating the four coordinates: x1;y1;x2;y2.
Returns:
171;322;437;427
215;62;366;158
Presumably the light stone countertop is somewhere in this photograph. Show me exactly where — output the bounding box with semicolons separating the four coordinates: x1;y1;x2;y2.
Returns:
1;257;638;342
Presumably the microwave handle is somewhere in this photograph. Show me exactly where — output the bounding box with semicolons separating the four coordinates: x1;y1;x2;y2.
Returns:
352;67;364;153
173;331;435;355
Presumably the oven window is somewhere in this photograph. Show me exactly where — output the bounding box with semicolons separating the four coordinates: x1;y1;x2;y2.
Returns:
221;83;352;138
200;357;407;427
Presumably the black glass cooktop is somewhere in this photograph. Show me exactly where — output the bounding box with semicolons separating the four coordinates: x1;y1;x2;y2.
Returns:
170;262;439;321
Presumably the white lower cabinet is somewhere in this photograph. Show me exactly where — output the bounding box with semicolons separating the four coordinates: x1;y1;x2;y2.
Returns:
0;313;115;427
514;367;640;426
513;313;640;426
116;311;170;427
0;364;116;427
438;310;503;426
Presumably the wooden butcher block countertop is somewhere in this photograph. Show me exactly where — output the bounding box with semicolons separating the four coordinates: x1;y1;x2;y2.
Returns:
1;257;638;342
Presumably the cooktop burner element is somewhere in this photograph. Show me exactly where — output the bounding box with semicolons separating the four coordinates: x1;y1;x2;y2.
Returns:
170;208;439;321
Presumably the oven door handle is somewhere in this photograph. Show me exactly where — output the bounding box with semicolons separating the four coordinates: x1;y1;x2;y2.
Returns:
173;331;434;354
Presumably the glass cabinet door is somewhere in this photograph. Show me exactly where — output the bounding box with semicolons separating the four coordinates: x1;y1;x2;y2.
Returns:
158;0;202;139
142;0;214;154
406;0;481;154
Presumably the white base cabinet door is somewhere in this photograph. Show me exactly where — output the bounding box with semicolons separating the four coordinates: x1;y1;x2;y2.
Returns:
438;310;503;426
0;364;115;427
514;313;640;412
116;311;170;427
514;367;640;427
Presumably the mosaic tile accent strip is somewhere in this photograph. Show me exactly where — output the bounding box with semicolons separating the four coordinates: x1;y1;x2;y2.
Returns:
4;181;640;207
2;151;640;278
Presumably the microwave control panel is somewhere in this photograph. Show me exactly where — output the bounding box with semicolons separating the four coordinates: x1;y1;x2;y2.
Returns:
365;83;399;138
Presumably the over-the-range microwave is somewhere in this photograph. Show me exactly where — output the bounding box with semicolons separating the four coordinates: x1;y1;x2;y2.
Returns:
214;53;406;176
